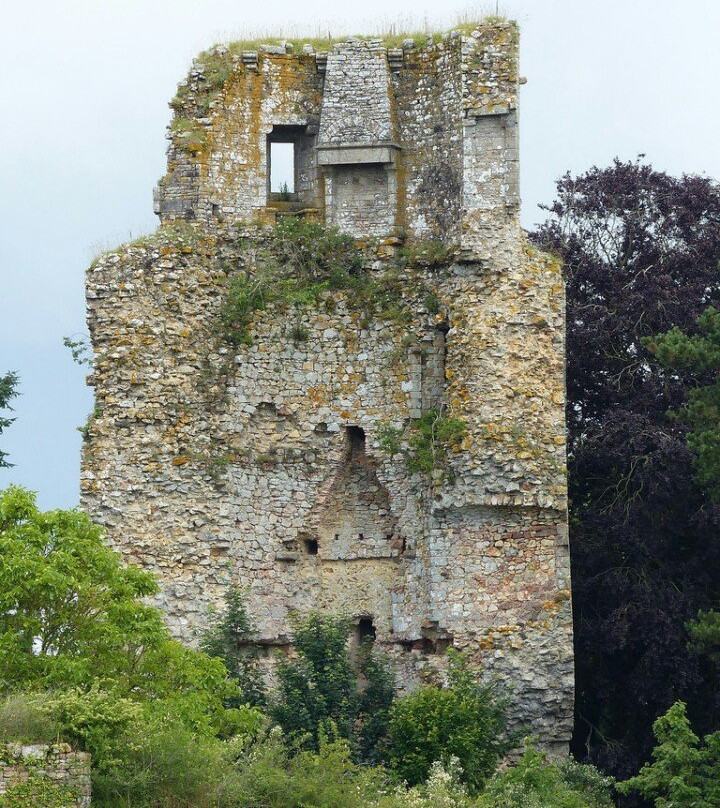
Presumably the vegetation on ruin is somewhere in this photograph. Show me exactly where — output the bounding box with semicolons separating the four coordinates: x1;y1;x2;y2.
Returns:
378;407;467;476
219;217;415;346
400;239;457;268
168;15;515;129
0;523;615;808
169;115;207;153
0;773;80;808
387;651;512;791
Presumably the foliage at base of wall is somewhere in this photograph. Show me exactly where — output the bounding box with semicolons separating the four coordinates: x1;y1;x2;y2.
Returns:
0;773;79;808
199;588;267;709
0;487;616;808
269;613;395;764
387;651;512;792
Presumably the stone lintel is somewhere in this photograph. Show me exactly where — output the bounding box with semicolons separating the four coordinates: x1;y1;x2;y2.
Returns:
316;143;401;166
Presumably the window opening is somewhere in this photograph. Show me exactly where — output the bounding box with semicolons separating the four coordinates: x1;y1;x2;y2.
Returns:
346;425;366;456
269;141;295;194
356;616;376;645
303;537;319;555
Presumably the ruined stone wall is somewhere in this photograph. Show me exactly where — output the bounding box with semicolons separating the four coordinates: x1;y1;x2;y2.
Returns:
154;21;520;251
83;18;572;750
0;744;91;807
82;219;571;746
155;50;324;222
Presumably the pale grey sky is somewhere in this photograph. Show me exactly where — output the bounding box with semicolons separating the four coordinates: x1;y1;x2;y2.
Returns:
1;0;719;509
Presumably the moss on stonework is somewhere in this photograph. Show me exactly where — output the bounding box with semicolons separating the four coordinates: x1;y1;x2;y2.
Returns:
218;218;426;346
169;117;208;153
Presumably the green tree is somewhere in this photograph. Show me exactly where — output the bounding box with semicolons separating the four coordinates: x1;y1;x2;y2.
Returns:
0;485;234;726
269;613;394;759
617;701;720;808
649;305;720;501
200;587;267;708
386;651;511;792
270;614;358;748
0;371;18;468
688;610;720;661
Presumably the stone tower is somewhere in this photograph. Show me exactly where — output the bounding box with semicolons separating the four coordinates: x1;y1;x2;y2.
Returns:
82;20;573;749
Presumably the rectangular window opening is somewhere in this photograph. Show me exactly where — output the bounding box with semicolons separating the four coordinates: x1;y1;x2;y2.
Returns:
269;141;296;194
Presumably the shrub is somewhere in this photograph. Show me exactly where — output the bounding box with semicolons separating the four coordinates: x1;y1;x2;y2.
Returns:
477;742;615;808
40;686;264;808
270;614;359;748
229;728;387;808
218;218;416;345
405;408;466;475
377;758;476;808
91;718;236;808
386;651;511;792
617;701;720;808
200;588;267;708
377;408;466;476
269;613;394;760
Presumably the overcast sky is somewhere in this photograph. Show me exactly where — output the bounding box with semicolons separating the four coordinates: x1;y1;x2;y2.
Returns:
1;0;719;509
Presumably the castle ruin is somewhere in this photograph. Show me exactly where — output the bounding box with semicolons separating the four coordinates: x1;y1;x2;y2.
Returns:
81;20;573;749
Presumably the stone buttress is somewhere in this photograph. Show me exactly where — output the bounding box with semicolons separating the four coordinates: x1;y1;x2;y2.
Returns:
83;20;574;750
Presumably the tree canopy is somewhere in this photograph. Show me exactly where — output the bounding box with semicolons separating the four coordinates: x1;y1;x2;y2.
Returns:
0;485;234;731
0;371;18;468
532;159;720;779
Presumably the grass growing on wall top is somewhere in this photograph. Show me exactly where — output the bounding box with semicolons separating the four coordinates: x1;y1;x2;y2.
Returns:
169;15;516;115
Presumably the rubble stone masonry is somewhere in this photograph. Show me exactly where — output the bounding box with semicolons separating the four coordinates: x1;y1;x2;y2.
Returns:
82;19;573;750
0;744;91;807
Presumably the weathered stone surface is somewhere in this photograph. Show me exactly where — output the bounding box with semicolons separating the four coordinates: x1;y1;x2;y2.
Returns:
83;19;573;751
0;744;91;807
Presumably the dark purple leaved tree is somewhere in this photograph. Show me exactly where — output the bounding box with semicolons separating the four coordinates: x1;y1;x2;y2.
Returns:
532;159;720;786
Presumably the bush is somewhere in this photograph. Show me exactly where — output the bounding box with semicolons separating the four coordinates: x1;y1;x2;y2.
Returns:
269;613;394;760
0;692;60;743
199;588;267;708
477;743;615;808
40;686;264;808
218;218;416;345
91;719;237;808
270;614;358;747
229;728;387;808
377;758;476;808
386;651;511;792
